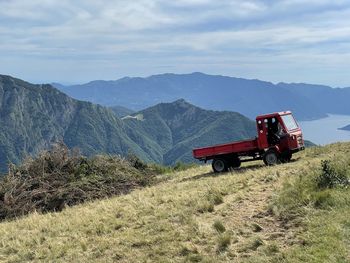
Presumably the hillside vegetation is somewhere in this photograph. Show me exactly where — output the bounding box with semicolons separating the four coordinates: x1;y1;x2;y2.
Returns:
0;143;349;262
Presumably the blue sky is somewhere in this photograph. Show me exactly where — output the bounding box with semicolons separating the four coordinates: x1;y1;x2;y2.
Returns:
0;0;350;86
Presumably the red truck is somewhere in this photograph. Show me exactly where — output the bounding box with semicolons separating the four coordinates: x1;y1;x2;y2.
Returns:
193;111;305;172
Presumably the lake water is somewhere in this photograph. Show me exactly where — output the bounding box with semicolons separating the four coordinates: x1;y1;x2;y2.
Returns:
299;114;350;145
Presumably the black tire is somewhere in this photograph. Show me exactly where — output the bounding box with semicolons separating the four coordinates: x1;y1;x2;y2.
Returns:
263;150;279;166
212;158;228;173
230;156;241;168
280;152;292;163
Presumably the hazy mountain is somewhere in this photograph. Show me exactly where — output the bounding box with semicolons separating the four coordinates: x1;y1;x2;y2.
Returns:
52;72;348;121
122;99;256;164
50;82;66;90
339;124;350;131
277;82;350;116
0;75;257;171
304;140;317;147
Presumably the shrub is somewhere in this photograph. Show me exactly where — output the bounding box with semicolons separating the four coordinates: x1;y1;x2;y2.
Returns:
317;160;349;189
0;143;156;220
126;153;148;170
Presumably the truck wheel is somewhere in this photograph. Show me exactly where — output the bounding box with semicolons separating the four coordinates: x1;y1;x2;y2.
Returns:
212;158;228;173
230;156;241;168
263;150;279;166
280;152;292;163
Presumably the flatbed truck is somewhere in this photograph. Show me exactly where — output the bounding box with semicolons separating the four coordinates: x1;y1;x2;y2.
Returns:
192;111;305;172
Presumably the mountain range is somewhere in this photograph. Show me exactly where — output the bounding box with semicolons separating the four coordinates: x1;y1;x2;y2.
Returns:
54;72;350;121
339;124;350;131
0;75;256;171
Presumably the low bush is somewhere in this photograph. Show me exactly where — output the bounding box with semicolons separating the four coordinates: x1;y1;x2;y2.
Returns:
0;143;157;220
317;159;349;189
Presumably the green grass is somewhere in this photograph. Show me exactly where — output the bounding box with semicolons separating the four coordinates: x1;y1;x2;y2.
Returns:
270;143;350;262
0;143;349;262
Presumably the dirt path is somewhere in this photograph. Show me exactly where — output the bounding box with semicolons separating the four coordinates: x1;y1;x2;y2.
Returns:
192;164;303;259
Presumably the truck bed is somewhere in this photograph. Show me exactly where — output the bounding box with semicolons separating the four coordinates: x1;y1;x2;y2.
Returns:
193;138;258;160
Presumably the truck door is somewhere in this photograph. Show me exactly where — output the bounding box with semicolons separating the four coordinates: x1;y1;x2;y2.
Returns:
256;118;269;149
257;116;283;149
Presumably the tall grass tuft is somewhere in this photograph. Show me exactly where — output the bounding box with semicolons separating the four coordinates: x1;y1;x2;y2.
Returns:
213;220;226;233
216;233;231;252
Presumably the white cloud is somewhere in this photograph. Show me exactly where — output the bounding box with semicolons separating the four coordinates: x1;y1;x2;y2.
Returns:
0;0;350;86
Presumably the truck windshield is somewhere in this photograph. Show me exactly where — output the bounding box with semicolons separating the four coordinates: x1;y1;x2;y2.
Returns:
281;114;298;131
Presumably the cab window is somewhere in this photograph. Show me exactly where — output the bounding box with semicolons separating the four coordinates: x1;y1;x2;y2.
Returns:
281;114;298;131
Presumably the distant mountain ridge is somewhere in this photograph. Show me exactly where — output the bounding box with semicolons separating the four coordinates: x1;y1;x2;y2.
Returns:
339;124;350;131
0;75;256;171
54;72;350;121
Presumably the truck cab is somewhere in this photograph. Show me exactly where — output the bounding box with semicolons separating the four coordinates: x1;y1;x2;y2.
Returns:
256;111;304;164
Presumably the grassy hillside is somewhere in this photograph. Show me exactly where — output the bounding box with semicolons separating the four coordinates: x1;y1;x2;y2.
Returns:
0;143;349;262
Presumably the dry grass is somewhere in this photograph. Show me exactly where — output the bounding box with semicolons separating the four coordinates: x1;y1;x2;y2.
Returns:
0;143;349;262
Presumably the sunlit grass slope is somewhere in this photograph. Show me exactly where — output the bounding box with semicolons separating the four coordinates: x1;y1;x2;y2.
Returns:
0;143;349;262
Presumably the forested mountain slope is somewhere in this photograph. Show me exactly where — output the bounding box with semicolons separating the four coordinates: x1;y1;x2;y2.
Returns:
123;99;256;164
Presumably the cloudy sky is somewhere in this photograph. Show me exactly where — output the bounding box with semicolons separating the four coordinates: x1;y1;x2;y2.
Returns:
0;0;350;86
